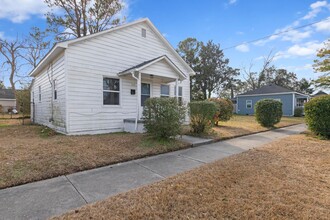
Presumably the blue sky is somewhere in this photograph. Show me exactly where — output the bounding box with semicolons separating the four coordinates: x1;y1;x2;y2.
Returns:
0;0;329;88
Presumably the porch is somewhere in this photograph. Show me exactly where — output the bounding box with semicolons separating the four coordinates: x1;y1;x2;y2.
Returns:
118;55;187;133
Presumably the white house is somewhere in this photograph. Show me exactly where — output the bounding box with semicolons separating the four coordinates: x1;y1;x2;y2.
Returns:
30;18;194;135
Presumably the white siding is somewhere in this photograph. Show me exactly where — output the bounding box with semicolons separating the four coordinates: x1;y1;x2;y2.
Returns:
66;21;190;134
31;53;66;132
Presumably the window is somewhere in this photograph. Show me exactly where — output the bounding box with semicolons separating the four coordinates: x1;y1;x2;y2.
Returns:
141;28;147;38
103;78;120;105
38;86;41;102
161;85;170;97
53;80;57;100
174;86;183;104
246;100;252;109
141;83;150;106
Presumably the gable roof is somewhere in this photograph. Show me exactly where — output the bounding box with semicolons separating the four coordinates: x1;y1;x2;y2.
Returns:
118;55;187;80
0;89;15;100
313;90;328;97
30;18;195;77
238;84;307;96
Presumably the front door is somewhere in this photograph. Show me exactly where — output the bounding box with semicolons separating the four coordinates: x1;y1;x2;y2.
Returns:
140;83;151;118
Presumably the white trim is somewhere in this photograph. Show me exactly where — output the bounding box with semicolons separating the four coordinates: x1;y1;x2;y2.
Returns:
237;92;310;97
0;98;16;101
292;93;295;116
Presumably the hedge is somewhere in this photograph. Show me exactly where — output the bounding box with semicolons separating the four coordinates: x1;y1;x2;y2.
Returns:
143;97;186;139
209;98;233;125
255;99;283;127
304;95;330;139
189;101;217;134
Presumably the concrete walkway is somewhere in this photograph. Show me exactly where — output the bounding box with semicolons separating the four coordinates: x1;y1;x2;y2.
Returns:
0;124;306;220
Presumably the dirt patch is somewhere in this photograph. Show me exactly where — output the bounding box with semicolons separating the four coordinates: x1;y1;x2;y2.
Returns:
53;134;330;220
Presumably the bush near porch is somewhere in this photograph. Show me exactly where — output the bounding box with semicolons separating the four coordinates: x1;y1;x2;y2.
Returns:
143;97;186;139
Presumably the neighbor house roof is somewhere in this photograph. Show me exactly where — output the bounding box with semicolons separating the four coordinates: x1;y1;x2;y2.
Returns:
118;55;187;80
29;18;195;77
238;84;308;97
312;90;328;97
0;89;15;100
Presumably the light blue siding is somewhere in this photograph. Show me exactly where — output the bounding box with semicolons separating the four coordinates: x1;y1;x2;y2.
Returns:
237;94;294;116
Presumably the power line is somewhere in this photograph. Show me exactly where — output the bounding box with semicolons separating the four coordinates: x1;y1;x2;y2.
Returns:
222;17;330;51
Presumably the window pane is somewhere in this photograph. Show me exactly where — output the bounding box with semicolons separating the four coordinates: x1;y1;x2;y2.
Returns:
174;86;183;96
103;92;120;105
141;83;150;95
161;85;170;96
141;95;150;106
103;78;119;91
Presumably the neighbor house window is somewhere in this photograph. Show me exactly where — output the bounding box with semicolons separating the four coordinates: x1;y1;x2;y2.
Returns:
103;78;120;105
174;86;183;104
161;85;170;97
38;86;41;102
246;100;252;109
53;80;57;100
141;83;150;106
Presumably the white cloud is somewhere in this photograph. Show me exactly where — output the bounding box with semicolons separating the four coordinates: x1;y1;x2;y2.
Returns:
236;31;244;35
287;41;323;56
235;44;249;52
0;32;4;39
228;0;237;4
314;17;330;32
281;29;312;42
0;0;47;23
302;0;329;20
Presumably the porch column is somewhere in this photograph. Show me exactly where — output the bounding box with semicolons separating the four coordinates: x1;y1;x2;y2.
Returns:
135;71;141;131
175;78;179;101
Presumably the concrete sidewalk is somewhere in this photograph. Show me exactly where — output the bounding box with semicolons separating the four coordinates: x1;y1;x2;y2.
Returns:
0;124;306;220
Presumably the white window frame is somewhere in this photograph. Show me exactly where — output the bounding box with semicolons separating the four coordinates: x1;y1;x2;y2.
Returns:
141;28;147;38
161;84;170;97
174;86;183;103
246;100;252;109
103;77;120;106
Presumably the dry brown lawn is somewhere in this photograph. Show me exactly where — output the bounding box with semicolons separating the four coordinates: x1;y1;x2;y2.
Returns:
212;115;304;139
53;134;330;220
0;125;188;189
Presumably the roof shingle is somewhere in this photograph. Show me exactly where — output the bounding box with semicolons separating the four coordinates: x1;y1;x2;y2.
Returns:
0;89;15;99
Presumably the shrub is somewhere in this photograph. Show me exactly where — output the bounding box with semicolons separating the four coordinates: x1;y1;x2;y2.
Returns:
255;99;282;127
294;107;304;117
209;98;233;125
0;105;2;113
143;97;186;139
189;101;217;134
304;95;330;139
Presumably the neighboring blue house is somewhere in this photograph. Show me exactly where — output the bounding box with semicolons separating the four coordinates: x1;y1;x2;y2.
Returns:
236;84;310;116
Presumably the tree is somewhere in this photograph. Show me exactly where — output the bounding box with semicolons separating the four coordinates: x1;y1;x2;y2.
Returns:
243;52;275;90
295;78;314;94
177;38;201;100
195;40;229;99
313;39;330;88
219;67;240;99
24;27;51;69
45;0;125;40
0;38;25;94
0;80;5;89
16;89;31;125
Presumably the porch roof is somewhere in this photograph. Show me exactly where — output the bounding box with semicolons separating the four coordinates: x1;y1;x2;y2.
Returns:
117;55;187;80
